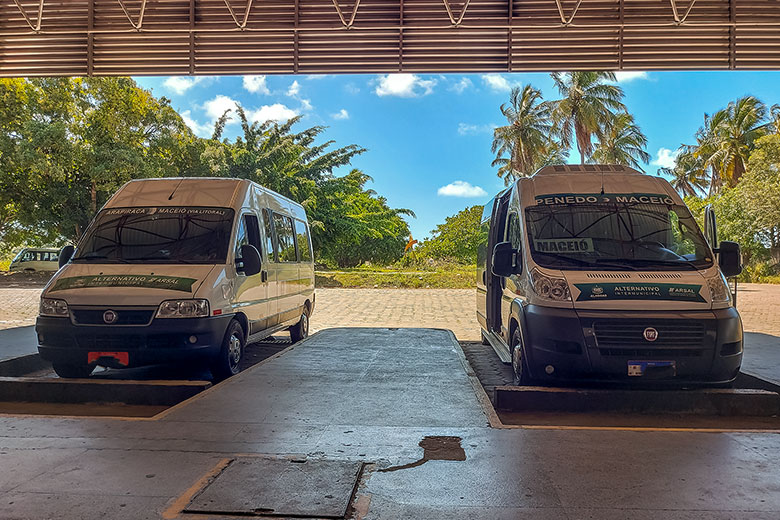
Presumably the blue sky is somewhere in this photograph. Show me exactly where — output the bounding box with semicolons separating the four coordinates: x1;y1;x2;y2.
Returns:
134;71;780;240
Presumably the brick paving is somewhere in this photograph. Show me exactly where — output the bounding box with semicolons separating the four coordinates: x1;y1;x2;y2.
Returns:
1;285;779;341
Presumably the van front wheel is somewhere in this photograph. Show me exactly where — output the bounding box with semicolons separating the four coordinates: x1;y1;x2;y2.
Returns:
511;327;531;386
289;308;309;343
210;320;245;382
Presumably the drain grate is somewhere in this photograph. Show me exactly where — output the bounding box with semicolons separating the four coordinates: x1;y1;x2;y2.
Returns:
185;458;363;518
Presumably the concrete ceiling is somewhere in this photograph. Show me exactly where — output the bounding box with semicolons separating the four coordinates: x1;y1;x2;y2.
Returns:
1;0;779;76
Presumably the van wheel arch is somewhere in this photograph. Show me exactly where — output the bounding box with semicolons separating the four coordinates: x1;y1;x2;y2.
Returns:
233;312;249;342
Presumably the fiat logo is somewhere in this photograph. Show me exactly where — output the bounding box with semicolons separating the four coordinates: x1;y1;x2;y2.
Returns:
643;327;658;342
103;310;118;324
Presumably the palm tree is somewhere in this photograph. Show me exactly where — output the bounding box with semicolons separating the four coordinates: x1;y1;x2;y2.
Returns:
491;84;560;184
769;104;780;136
660;147;709;197
589;112;650;170
704;96;768;187
550;71;626;164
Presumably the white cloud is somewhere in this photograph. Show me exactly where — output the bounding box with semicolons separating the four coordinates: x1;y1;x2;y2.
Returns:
613;71;649;83
450;77;473;94
299;98;313;111
375;74;437;98
331;109;349;120
204;94;239;123
163;76;211;95
652;147;681;169
458;123;495;136
242;75;271;95
245;103;299;124
286;80;301;97
180;110;212;138
306;74;331;80
345;83;361;95
437;181;488;198
481;73;512;92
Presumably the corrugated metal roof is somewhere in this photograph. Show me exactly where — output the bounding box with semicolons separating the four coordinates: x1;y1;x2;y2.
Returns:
1;0;779;76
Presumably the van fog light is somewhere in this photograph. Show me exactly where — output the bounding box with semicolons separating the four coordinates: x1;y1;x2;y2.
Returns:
189;335;198;344
545;365;555;375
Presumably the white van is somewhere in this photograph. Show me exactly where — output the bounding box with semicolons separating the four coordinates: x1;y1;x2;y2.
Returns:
36;178;315;380
9;248;60;272
478;164;743;385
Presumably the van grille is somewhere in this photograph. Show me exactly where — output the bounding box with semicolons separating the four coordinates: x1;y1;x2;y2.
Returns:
71;308;155;326
73;334;183;350
592;319;708;357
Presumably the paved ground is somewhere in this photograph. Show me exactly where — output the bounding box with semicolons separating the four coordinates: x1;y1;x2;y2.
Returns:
2;328;780;520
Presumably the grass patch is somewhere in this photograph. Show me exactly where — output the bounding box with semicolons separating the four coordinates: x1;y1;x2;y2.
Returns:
315;266;475;289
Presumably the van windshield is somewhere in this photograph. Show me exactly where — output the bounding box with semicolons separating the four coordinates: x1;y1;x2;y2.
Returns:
525;194;713;271
73;207;234;264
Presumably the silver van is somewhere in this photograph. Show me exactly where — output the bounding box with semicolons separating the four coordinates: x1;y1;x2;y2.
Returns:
478;164;743;385
37;178;315;380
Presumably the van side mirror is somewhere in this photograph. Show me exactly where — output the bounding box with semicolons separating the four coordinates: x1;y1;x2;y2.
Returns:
58;245;75;268
237;244;262;276
717;241;742;277
492;241;518;277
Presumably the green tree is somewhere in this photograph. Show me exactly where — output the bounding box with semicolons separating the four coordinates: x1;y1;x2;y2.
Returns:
550;71;626;164
0;77;198;243
739;134;780;263
417;205;483;264
589;112;650;170
208;108;412;267
491;85;562;183
313;169;414;267
695;96;768;191
660;147;709;197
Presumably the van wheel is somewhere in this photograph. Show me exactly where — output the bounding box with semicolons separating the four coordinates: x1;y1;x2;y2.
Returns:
210;320;245;382
511;328;531;386
52;362;94;379
289;308;309;343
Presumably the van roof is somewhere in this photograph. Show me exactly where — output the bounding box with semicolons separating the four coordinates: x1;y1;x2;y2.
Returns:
533;164;642;176
105;177;303;210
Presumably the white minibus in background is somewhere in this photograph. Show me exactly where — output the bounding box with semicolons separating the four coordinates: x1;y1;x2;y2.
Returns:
36;178;315;380
478;164;743;386
9;248;60;272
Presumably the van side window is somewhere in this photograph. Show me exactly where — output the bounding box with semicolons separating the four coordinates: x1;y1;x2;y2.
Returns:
244;215;261;253
273;213;297;262
294;219;312;262
234;216;248;260
262;209;277;261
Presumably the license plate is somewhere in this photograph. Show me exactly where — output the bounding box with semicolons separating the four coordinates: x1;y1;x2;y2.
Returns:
88;351;129;366
627;360;676;377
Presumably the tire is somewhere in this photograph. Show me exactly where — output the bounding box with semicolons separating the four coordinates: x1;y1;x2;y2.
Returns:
210;320;245;382
480;330;490;346
52;362;94;379
289;307;310;344
511;327;531;386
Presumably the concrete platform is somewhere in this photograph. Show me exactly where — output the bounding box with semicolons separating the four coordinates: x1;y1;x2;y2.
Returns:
1;327;780;519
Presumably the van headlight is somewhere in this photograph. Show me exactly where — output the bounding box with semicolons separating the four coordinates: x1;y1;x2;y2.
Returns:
529;268;571;301
707;274;731;304
40;298;69;317
156;299;210;318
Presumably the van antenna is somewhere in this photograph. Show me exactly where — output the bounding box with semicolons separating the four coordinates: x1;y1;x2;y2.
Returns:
600;169;605;195
168;178;185;200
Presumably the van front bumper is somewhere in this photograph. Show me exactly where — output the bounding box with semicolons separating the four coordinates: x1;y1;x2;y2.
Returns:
521;305;743;384
36;315;233;368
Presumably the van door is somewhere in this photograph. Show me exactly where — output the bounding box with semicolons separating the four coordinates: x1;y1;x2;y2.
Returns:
261;209;279;326
293;218;314;306
272;212;301;324
233;212;270;332
487;190;511;336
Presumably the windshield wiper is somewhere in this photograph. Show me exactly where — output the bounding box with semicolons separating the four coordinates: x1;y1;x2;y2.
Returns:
126;255;195;264
72;254;129;263
534;252;597;268
590;258;640;271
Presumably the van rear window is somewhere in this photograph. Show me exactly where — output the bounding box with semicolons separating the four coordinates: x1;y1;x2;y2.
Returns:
73;207;234;264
